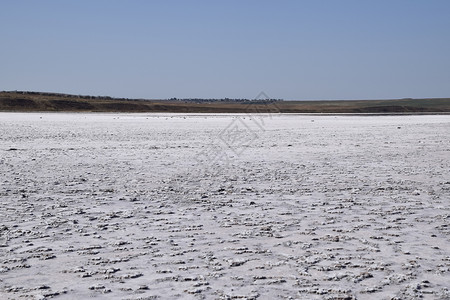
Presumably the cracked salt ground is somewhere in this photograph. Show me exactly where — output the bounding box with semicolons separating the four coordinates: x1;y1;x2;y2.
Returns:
0;113;449;299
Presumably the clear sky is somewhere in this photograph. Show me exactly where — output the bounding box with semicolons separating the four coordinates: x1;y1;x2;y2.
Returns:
1;0;449;100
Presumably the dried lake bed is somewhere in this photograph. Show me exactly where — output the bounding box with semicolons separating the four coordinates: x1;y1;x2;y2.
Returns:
0;112;449;299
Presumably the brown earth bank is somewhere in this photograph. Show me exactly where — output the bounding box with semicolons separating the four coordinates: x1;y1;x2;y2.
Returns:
1;91;450;113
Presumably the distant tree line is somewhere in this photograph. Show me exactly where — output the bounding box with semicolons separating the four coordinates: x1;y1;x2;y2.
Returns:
4;90;133;101
167;97;284;103
2;91;284;103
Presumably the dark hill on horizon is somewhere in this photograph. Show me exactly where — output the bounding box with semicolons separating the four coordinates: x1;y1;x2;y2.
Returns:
1;91;450;114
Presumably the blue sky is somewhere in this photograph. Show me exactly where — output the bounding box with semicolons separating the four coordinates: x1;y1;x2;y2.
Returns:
1;0;449;100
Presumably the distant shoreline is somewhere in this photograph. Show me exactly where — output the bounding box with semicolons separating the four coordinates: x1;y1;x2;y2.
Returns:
1;91;449;114
1;112;450;117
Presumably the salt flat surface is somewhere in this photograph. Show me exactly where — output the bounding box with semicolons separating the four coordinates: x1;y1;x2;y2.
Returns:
0;112;449;299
